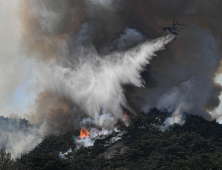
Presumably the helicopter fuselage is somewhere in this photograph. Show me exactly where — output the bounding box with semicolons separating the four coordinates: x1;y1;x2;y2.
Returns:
159;18;185;37
163;26;179;35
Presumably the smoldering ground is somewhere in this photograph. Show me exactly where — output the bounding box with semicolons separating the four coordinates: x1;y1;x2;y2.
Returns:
1;0;222;157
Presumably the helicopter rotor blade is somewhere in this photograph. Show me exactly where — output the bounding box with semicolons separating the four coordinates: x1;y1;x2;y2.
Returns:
177;24;186;26
175;21;179;25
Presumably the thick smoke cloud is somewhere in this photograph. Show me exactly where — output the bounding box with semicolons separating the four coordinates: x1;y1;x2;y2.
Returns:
1;0;222;156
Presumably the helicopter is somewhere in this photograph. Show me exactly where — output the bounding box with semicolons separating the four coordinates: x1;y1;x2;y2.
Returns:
158;18;185;36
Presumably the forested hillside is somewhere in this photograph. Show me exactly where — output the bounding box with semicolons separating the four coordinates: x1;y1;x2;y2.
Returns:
2;109;222;170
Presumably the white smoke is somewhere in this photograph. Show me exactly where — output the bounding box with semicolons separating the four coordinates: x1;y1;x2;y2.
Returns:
59;148;72;159
0;117;42;158
0;129;41;158
157;77;197;129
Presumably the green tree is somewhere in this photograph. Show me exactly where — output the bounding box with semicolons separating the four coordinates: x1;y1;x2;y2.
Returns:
0;148;15;170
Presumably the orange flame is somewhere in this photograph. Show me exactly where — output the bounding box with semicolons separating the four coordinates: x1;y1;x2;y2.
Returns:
131;113;137;118
122;111;129;121
79;128;90;138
